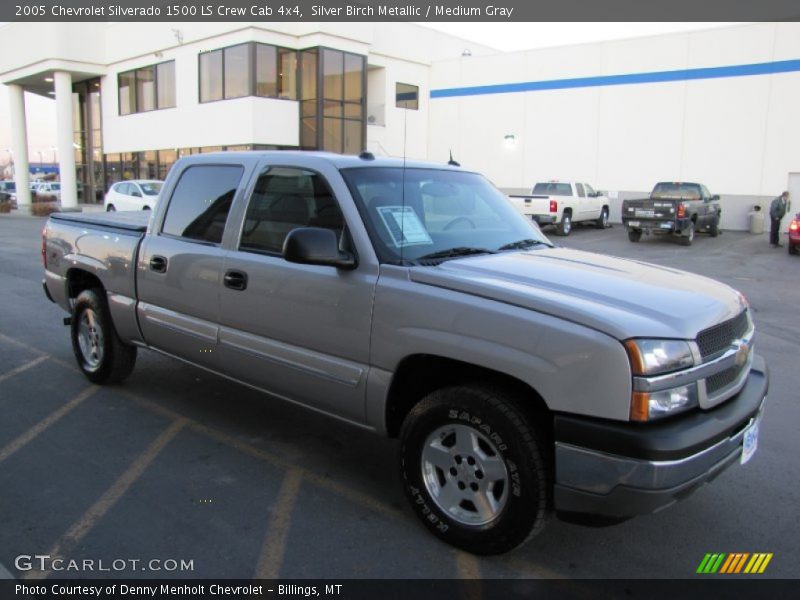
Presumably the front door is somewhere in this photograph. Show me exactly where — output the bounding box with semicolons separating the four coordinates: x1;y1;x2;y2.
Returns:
217;165;377;423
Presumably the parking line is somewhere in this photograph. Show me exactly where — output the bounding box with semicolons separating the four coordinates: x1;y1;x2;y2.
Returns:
23;419;186;581
0;332;49;356
0;355;49;385
253;468;303;579
0;332;567;580
0;386;98;464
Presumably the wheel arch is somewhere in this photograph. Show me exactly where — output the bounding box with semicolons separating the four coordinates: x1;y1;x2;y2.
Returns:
384;354;552;439
66;268;105;300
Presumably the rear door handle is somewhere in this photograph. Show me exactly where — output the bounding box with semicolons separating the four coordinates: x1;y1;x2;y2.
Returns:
223;270;248;291
149;255;168;273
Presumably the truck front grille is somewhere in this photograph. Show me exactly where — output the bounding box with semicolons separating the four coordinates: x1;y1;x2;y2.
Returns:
696;311;749;359
705;364;745;394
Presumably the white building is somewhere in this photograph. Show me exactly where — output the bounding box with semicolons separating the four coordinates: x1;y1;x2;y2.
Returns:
2;21;799;229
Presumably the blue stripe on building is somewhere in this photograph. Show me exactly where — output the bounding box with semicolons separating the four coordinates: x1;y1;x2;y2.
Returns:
430;59;800;99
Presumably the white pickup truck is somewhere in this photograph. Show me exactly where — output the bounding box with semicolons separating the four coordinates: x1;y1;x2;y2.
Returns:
509;181;610;235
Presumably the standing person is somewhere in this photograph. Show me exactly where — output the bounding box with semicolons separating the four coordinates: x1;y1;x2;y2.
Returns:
769;191;790;247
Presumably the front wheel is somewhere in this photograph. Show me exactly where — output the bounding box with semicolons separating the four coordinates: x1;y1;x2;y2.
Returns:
709;216;720;237
106;204;115;212
399;385;550;555
71;289;137;384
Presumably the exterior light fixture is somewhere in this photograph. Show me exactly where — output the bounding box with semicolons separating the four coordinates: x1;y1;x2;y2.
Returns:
44;77;54;82
504;134;517;148
462;49;472;57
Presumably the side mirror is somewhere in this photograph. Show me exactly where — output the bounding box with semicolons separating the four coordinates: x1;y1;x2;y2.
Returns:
283;227;356;270
596;190;606;197
711;195;720;202
131;190;142;198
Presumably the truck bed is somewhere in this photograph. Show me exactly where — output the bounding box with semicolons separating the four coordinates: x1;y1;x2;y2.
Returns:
50;210;150;233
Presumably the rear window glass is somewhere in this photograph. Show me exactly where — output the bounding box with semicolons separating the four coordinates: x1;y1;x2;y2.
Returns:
162;165;243;244
533;182;571;196
651;183;702;200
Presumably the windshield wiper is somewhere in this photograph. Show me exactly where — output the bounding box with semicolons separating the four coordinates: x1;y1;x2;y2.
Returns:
416;247;497;262
497;239;552;251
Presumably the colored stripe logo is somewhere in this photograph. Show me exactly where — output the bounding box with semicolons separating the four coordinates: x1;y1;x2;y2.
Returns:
697;553;773;574
430;59;800;99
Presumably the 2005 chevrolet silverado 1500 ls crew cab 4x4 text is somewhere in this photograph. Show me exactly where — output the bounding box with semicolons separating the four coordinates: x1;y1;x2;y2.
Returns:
42;152;768;555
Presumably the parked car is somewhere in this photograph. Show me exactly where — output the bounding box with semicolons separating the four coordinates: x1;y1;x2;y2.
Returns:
622;182;721;246
0;180;16;201
43;152;767;555
33;182;61;201
788;213;799;255
104;180;163;211
508;180;610;235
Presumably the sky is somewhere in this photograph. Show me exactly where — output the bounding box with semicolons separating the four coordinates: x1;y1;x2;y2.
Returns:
0;22;746;165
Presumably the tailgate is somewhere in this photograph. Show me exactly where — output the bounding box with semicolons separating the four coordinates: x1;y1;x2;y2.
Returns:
622;199;677;221
508;195;555;214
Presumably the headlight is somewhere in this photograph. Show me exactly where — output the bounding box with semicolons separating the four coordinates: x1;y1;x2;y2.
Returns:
624;339;697;421
624;339;694;376
630;384;698;421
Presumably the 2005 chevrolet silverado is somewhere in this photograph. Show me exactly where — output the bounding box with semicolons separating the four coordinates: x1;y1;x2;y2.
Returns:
43;152;768;554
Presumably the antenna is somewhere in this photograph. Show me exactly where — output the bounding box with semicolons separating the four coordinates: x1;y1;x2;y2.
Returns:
448;150;460;167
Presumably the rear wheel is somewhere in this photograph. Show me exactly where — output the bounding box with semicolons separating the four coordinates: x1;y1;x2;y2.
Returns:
595;207;609;229
627;229;642;243
71;289;137;384
556;212;572;236
790;243;799;256
106;204;115;212
709;216;720;237
399;385;550;555
678;222;695;246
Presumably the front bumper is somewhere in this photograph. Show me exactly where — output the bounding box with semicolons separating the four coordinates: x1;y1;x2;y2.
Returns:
553;355;768;517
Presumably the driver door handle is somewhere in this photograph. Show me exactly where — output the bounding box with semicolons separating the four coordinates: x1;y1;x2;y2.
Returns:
224;270;248;291
149;255;168;273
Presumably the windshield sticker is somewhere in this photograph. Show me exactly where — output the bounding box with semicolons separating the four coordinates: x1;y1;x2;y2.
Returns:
376;206;434;248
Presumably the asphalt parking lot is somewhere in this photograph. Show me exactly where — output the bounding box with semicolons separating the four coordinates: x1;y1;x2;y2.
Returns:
0;215;798;581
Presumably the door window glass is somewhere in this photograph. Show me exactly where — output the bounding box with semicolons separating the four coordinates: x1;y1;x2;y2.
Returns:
162;165;243;244
240;167;344;255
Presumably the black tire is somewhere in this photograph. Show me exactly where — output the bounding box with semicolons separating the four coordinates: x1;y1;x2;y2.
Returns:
70;289;137;384
399;385;550;555
143;206;151;211
595;207;609;229
678;222;695;246
790;243;798;256
709;216;719;237
556;212;572;236
628;229;642;243
106;204;115;212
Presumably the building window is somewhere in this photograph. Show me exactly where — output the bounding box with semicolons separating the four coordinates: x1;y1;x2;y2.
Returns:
118;60;176;115
396;82;419;110
201;42;297;103
320;49;365;154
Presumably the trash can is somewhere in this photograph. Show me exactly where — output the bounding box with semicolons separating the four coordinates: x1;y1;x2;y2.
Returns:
749;205;765;234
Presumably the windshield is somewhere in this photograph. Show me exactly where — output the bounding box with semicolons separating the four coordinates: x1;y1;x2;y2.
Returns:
140;182;163;196
341;167;551;264
532;182;571;196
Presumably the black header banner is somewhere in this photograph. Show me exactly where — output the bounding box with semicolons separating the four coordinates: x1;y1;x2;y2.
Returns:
3;0;800;22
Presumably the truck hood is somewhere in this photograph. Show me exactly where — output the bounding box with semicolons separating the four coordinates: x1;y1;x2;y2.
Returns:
409;248;746;340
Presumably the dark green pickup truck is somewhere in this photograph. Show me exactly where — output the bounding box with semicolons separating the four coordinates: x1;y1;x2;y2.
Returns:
622;182;721;246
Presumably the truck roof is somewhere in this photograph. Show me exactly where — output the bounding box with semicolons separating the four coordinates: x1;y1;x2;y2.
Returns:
186;151;471;173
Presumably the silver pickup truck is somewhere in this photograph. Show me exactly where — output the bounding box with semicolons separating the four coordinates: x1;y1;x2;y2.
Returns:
43;152;768;555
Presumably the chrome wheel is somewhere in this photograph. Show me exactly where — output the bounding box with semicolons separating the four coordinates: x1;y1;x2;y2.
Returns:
560;215;572;235
421;424;509;526
77;308;104;371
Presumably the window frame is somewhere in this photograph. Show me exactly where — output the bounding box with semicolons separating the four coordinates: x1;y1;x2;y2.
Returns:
117;59;176;116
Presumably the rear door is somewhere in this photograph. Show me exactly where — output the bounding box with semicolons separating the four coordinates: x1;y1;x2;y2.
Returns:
216;163;377;422
136;162;246;369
